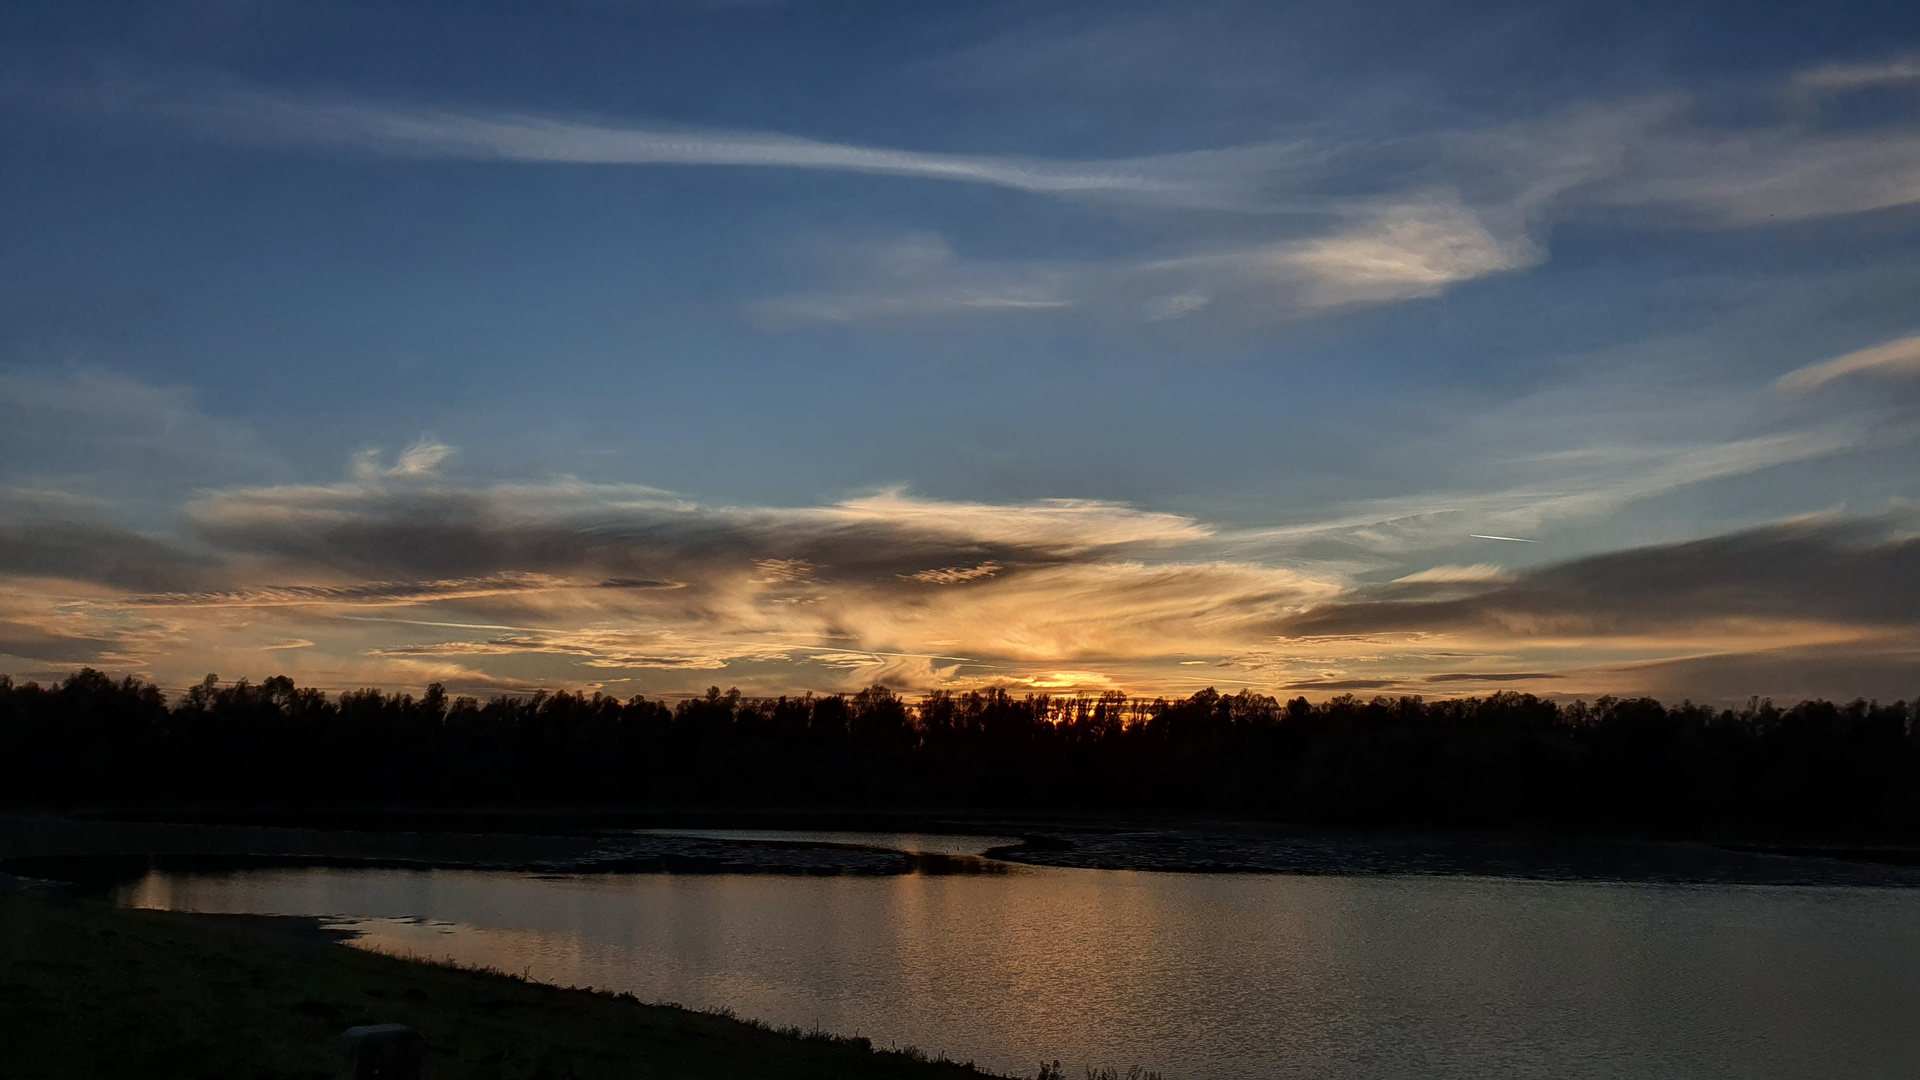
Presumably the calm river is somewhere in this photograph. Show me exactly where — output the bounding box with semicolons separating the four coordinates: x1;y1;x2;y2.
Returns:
119;833;1920;1080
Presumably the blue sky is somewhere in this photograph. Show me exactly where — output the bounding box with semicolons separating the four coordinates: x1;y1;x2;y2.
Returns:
3;0;1919;701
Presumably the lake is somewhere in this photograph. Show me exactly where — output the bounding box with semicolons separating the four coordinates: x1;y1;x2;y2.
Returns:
119;832;1920;1080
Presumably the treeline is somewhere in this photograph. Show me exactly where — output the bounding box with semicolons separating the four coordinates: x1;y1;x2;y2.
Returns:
3;669;1918;834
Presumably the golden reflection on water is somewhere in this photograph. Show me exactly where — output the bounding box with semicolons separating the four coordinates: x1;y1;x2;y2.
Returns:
124;865;1920;1080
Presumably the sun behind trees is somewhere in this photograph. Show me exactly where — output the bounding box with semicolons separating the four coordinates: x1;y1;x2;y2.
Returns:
2;668;1916;835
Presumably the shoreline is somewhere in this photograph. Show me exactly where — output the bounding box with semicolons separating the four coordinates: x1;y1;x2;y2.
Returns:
9;811;1920;889
1;890;1006;1080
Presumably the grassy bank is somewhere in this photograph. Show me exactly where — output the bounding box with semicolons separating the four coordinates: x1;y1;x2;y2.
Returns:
0;890;996;1080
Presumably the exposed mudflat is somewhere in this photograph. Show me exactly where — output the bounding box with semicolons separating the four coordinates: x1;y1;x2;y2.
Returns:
982;828;1920;886
0;820;1004;888
6;812;1920;888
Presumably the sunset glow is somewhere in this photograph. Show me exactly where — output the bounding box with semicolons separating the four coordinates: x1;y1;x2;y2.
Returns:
3;4;1918;703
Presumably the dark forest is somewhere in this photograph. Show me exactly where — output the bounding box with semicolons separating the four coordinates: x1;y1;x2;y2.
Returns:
4;669;1917;835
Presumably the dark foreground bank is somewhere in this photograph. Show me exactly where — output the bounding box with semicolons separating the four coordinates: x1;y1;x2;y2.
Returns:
0;890;998;1080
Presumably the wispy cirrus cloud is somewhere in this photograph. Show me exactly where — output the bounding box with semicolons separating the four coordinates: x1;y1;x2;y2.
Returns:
1141;192;1543;312
352;439;457;481
41;66;1920;327
1216;421;1873;560
86;77;1310;212
1777;331;1920;393
755;194;1545;325
1605;127;1920;225
749;234;1078;322
1788;53;1920;97
1391;564;1511;585
745;93;1920;323
0;368;281;521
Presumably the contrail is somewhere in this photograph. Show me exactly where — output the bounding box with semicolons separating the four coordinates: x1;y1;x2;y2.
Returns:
1470;533;1538;543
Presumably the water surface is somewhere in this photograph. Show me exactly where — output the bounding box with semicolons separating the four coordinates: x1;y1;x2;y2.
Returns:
122;836;1920;1080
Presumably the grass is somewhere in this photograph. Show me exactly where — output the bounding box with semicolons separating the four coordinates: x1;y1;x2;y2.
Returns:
0;890;997;1080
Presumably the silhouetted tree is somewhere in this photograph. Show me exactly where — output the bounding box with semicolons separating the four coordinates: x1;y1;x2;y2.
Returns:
1;668;1916;834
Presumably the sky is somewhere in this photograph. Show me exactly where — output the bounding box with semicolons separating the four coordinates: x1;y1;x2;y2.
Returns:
3;0;1919;703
